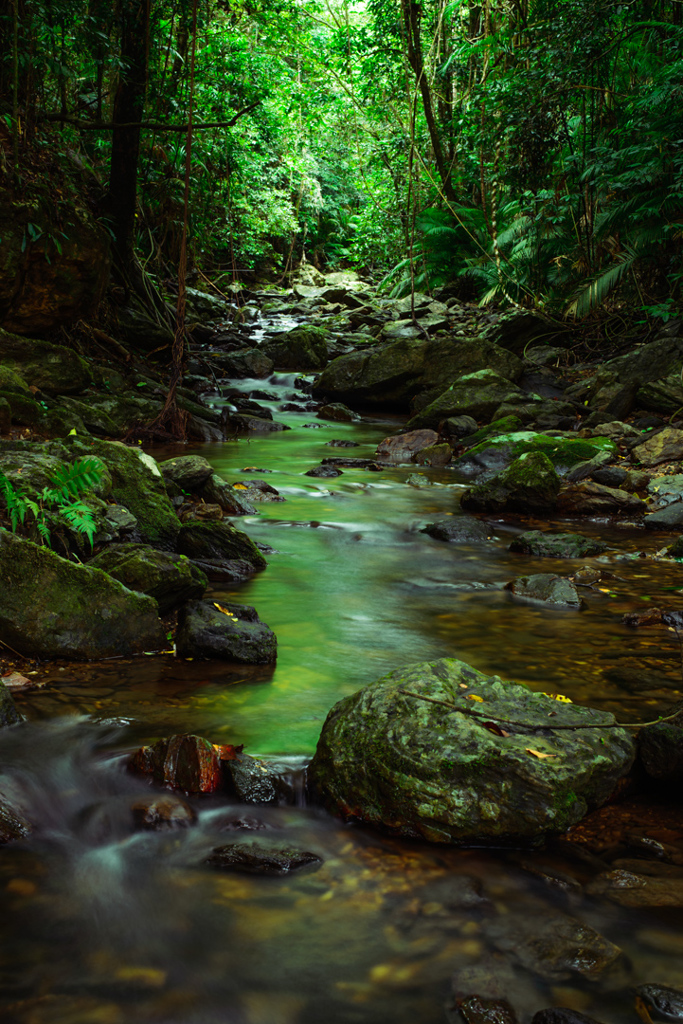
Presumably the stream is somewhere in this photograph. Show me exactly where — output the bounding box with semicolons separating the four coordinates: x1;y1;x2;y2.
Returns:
3;372;683;1024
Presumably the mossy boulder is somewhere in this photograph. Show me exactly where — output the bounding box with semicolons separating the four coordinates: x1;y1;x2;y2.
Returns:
509;531;608;558
88;543;207;614
0;329;92;394
47;438;180;549
461;451;560;514
309;657;635;845
0;531;165;659
0;388;45;427
311;337;522;412
264;325;329;370
406;370;526;430
57;393;164;437
160;455;214;491
176;600;277;663
453;431;616;479
177;521;267;570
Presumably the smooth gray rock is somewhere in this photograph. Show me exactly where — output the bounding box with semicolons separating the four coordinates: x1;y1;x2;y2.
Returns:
176;600;277;663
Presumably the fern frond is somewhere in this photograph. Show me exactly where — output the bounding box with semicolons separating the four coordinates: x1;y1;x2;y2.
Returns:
565;250;638;318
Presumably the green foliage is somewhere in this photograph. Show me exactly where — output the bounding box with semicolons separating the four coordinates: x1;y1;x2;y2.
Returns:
0;458;104;550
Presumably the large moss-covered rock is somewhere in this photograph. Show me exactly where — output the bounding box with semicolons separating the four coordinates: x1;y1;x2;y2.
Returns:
177;521;267;569
309;658;635;845
263;325;329;370
461;451;560;514
0;329;92;395
406;370;525;430
88;543;207;614
453;431;616;479
57;393;164;437
311;337;522;412
176;600;277;663
0;531;165;659
49;438;180;549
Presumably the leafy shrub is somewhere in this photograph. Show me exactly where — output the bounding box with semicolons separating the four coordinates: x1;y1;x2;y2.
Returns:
0;458;104;549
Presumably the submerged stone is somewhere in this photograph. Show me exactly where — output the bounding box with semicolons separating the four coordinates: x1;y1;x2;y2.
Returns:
422;518;492;543
129;734;222;793
508;531;607;559
461;451;560;514
309;657;635;846
205;842;322;876
505;574;583;609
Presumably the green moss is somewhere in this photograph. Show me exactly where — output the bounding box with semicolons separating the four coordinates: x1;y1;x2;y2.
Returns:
462;430;616;468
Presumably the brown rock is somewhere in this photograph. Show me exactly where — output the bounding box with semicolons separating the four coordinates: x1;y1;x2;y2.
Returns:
129;734;223;793
633;427;683;467
376;429;439;462
557;482;646;515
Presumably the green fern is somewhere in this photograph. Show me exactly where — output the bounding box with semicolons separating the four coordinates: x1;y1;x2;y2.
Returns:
0;458;104;550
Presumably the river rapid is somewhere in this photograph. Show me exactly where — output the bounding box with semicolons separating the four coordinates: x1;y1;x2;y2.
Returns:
3;374;683;1024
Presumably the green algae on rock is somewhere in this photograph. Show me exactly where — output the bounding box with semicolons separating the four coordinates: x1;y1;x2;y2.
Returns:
453;431;616;477
0;531;165;659
461;451;560;514
509;531;608;558
309;657;635;846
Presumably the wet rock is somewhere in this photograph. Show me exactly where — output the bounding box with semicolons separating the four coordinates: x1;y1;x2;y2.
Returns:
322;457;384;471
648;473;683;507
407;369;525;430
422;518;492;543
0;532;165;660
532;1009;607;1024
176;600;277;663
483;310;559;354
0;679;23;727
412;442;452;466
557;482;646;516
309;657;635;845
197;474;258;515
223;413;289;432
634;984;683;1021
0;802;32;843
457;996;519;1024
376;428;440;462
508;531;607;559
87;543;207;614
637;372;683;414
645;502;683;530
488;911;624;982
317;402;359;422
622;607;666;627
461;416;526;447
586;869;683;907
130;734;222;793
187;558;261;583
212;347;274;378
225;752;293;804
591;466;627;488
177;521;267;570
564;451;614;483
633;427;683;467
406;472;432;487
311;337;522;413
263;325;329;370
441;414;479;439
505;574;583;609
638;721;683;782
205;841;322;876
305;464;343;478
179;502;224;523
0;396;11;434
160;455;214;490
326;439;359;447
455;434;615;480
461;452;560;514
131;794;197;830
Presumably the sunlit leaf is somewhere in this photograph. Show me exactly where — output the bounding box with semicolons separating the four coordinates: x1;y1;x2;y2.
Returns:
526;748;558;760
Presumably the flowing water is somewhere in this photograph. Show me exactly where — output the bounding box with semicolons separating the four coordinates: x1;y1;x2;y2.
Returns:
3;375;683;1024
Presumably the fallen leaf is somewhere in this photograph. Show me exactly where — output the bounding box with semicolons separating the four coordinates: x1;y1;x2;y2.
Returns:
459;683;468;689
526;748;558;760
215;743;244;761
214;602;238;619
233;483;248;490
482;721;510;737
465;694;484;703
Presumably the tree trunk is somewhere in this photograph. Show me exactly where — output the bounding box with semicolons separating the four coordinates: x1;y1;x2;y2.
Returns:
108;0;151;268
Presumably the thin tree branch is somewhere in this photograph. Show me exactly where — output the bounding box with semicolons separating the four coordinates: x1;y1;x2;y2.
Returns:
37;103;260;131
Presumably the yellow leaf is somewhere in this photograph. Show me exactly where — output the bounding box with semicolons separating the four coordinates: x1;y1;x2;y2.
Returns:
233;483;248;490
541;692;573;703
214;602;237;619
465;694;484;703
526;748;558;760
